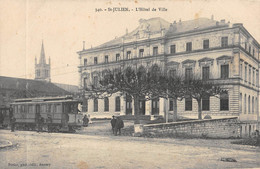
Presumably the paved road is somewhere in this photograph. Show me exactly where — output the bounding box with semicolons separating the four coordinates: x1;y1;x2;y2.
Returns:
0;121;259;169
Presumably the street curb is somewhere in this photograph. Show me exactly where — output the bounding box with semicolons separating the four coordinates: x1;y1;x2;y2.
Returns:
0;140;13;149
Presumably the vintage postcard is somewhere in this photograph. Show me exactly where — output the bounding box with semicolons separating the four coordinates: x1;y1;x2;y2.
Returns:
0;0;259;168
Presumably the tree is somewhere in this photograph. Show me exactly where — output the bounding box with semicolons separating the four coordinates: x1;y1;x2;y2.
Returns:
87;65;162;117
184;77;226;120
160;75;186;122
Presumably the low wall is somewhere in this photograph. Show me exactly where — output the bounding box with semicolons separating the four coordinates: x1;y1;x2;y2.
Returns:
134;117;241;138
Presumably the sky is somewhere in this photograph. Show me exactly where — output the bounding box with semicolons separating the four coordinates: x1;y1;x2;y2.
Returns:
0;0;259;86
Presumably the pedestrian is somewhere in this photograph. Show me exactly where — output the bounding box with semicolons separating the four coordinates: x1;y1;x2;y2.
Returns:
46;116;52;132
37;115;44;132
114;116;124;136
110;115;116;134
10;116;16;132
83;115;89;127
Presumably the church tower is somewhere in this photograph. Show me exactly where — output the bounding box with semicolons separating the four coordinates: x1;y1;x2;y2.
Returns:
35;41;51;82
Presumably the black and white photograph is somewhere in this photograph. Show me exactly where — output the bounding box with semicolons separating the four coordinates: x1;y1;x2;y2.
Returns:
0;0;259;168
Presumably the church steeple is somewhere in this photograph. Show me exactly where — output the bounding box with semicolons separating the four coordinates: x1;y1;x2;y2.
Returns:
39;40;46;64
35;40;51;82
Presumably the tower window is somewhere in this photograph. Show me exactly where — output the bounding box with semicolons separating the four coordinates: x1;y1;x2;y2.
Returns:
126;51;131;59
116;54;120;62
94;57;98;64
105;55;108;63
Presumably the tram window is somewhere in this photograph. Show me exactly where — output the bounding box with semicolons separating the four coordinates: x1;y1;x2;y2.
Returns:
24;105;28;113
28;105;33;113
41;105;46;112
47;104;51;113
53;104;57;113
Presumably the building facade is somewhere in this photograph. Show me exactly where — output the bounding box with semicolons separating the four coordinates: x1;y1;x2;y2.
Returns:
78;17;260;137
35;41;51;82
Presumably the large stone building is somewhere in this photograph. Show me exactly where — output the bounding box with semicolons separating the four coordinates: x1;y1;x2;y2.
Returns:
77;17;260;137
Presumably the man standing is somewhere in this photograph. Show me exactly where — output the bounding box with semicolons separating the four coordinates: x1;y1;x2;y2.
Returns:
114;116;124;136
10;116;16;132
110;115;116;134
83;115;89;127
46;116;53;132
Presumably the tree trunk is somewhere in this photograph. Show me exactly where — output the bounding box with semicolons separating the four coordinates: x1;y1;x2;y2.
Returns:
133;95;140;116
173;98;178;122
133;95;141;124
197;99;202;120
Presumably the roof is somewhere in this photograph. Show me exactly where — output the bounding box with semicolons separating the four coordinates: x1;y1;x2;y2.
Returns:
166;18;229;36
82;17;229;52
0;76;71;96
92;17;171;49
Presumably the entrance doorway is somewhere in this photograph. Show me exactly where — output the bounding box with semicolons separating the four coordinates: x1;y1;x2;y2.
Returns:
125;95;132;115
139;99;146;115
152;98;159;115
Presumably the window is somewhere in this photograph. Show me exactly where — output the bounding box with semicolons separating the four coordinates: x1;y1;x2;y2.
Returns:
105;55;108;63
139;49;144;57
255;98;258;115
240;93;242;114
115;96;120;111
252;96;254;114
248;96;251;114
84;59;87;66
47;104;51;113
126;51;131;59
94;99;98;112
221;64;229;79
256;71;259;86
249;46;251;54
85;99;88;112
240;63;243;79
245;43;247;50
169;100;173;111
185;68;193;80
116;54;120;62
249;67;251;83
245;65;247;81
220;92;229;111
244;94;247;114
104;97;109;112
186;42;192;52
202;96;210;111
94;57;98;64
253;49;255;57
202;66;210;80
153;46;158;56
170;45;176;54
253;69;255;85
203;39;209;49
93;76;98;86
83;77;87;88
169;69;176;77
185;97;192;111
221;37;228;47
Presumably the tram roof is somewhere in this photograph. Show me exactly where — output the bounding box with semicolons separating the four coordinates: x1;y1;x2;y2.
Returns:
11;95;81;104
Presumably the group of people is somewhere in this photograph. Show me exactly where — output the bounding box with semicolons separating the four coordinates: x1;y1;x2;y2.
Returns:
110;115;124;136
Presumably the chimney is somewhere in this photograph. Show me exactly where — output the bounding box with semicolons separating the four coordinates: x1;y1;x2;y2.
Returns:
220;19;225;23
126;28;128;35
211;15;214;20
173;20;176;24
216;21;219;26
179;19;181;23
83;41;85;50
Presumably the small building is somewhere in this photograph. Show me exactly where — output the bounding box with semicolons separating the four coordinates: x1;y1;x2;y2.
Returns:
0;76;71;106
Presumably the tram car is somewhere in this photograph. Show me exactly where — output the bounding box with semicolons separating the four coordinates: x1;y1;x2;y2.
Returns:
10;96;83;132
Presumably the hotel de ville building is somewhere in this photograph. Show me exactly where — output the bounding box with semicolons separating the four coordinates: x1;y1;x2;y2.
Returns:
78;17;260;136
